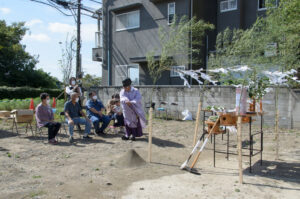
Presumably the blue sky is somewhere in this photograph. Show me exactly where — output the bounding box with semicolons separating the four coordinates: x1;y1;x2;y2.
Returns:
0;0;102;81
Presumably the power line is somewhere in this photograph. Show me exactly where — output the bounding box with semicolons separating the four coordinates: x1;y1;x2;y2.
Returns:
88;0;102;4
28;0;103;79
29;0;73;16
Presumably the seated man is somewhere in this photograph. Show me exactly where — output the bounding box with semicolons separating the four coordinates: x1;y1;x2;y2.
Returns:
86;91;111;136
35;93;61;145
64;92;92;143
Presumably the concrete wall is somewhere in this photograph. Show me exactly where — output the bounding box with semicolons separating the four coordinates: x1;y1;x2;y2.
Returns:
292;89;300;128
87;86;300;128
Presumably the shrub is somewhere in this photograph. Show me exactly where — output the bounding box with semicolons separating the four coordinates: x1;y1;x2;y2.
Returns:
0;86;64;100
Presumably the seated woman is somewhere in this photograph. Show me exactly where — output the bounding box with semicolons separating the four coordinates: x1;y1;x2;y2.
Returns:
35;93;61;144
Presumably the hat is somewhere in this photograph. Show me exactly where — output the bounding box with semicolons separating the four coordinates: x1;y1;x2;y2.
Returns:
122;78;132;87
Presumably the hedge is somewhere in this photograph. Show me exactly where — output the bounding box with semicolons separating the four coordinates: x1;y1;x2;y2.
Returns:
0;86;64;100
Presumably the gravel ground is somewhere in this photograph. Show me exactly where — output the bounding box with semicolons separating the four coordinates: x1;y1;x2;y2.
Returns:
0;118;299;199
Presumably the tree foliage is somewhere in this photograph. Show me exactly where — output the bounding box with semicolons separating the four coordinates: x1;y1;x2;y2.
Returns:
208;0;300;72
146;16;214;85
81;74;101;89
0;20;59;88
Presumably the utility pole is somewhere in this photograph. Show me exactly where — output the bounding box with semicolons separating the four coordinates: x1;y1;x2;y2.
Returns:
76;0;81;79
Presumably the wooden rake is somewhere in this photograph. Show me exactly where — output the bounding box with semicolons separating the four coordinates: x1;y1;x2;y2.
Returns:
180;116;220;174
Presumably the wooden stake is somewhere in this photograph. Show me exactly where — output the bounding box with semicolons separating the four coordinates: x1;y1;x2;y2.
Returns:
193;102;202;146
275;109;279;160
148;107;153;163
237;116;243;184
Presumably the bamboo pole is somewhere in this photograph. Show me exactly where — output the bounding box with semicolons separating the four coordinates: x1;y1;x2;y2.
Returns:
193;102;202;146
237;116;243;184
275;87;279;160
275;109;279;160
148;107;153;163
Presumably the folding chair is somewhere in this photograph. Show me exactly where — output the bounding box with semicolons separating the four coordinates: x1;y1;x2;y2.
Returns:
35;124;47;137
157;101;168;120
0;111;14;131
170;102;180;120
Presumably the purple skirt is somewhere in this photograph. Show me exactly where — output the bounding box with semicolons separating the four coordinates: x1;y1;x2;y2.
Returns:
125;119;143;138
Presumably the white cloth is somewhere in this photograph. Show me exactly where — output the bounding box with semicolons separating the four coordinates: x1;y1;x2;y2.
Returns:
66;85;82;96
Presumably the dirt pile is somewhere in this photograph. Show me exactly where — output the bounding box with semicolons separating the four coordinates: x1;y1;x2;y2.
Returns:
116;149;146;168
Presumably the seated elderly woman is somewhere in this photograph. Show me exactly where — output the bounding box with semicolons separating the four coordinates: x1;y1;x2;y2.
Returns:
64;92;92;143
35;93;61;145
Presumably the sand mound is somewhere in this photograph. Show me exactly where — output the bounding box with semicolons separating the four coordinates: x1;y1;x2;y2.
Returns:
116;149;146;168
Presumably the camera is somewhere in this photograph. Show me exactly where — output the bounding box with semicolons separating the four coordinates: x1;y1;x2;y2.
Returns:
77;79;82;86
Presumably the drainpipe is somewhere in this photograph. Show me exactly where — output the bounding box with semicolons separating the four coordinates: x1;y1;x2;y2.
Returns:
190;0;193;85
102;1;111;86
107;10;111;86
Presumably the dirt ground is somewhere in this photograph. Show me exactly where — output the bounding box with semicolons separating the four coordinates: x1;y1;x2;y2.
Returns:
0;118;299;199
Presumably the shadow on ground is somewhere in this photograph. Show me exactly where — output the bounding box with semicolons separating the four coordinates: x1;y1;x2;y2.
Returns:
244;160;300;185
0;130;18;139
24;135;115;146
139;136;185;148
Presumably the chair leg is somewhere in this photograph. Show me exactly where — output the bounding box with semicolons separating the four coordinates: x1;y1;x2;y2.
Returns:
14;120;19;135
24;123;29;136
60;125;68;140
76;124;82;139
11;119;15;133
29;123;34;136
63;124;68;137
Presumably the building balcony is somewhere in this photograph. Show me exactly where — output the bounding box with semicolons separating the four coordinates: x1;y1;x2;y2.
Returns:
92;47;103;62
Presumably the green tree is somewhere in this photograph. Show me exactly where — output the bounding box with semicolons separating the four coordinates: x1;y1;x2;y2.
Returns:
208;0;300;73
81;74;101;89
0;20;59;88
146;16;214;86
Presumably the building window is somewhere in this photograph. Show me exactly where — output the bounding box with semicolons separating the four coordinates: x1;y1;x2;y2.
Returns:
116;10;140;31
168;2;175;24
258;0;278;11
220;0;237;13
115;64;139;85
170;66;185;77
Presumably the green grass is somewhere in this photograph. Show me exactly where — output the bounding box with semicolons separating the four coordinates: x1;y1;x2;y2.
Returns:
0;97;66;124
32;175;42;179
0;97;65;111
28;190;46;198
